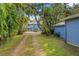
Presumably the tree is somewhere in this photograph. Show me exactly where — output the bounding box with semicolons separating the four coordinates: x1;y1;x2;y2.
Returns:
0;4;28;44
39;4;65;35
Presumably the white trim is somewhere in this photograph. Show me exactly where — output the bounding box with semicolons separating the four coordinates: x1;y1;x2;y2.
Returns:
54;22;65;27
67;41;79;47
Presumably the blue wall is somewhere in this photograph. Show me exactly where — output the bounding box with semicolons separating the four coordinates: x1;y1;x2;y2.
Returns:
54;25;65;39
54;16;79;47
66;18;79;46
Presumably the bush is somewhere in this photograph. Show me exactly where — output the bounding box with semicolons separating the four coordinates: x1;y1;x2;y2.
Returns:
34;28;38;32
54;33;60;37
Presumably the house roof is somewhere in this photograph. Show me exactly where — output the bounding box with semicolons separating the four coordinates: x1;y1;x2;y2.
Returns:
54;14;79;27
54;22;65;27
62;14;79;21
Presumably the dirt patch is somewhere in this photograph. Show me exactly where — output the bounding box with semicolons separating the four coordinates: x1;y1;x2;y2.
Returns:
10;32;45;56
32;35;45;56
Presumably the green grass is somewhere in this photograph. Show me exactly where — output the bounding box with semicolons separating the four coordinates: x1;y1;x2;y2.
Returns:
0;33;79;56
37;34;79;56
0;35;23;56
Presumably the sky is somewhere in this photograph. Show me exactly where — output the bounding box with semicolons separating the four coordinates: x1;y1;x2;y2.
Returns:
68;3;75;7
29;15;40;20
68;3;74;7
68;3;78;7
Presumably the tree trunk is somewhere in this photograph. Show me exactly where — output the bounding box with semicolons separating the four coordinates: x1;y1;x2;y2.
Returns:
34;13;43;32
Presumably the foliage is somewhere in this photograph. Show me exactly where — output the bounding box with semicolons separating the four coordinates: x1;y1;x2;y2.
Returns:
0;3;79;43
40;4;65;35
40;3;77;35
0;4;28;44
21;3;79;35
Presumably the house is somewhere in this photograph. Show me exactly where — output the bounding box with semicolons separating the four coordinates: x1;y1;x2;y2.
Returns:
64;14;79;47
27;24;40;31
27;20;40;31
54;22;65;39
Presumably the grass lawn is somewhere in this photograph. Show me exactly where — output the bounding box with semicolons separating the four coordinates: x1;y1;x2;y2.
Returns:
0;35;23;56
37;34;79;56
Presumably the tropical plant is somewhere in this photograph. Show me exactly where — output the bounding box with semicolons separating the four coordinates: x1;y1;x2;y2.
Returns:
0;4;28;44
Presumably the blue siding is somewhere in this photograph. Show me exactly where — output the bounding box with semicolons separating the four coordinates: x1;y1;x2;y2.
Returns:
66;18;79;46
54;26;65;39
